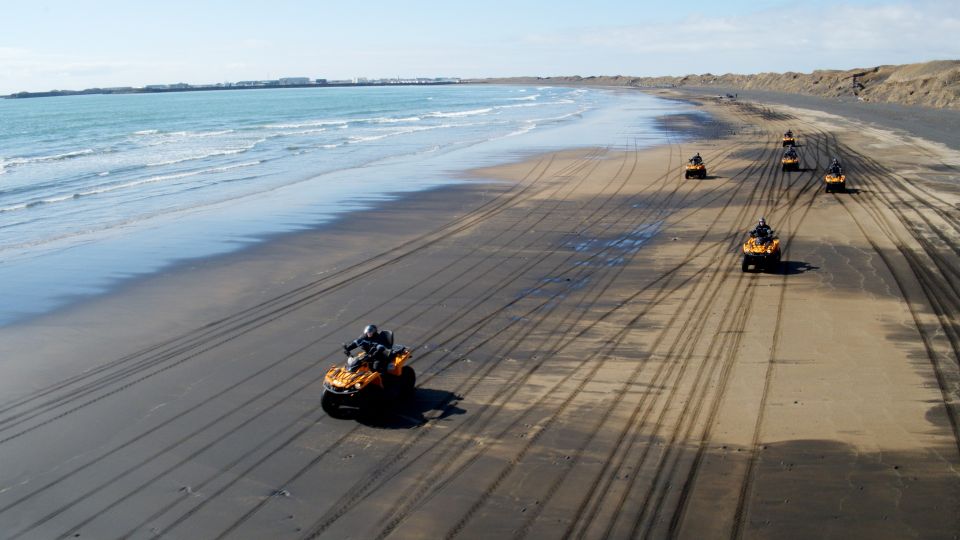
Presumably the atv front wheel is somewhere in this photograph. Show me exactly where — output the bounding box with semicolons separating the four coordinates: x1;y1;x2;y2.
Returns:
321;390;352;419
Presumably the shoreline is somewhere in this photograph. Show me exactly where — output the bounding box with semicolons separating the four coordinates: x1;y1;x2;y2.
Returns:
0;88;958;537
0;88;700;329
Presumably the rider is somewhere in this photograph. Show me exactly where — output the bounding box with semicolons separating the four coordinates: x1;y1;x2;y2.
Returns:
785;147;798;158
689;152;703;165
344;324;393;373
752;217;772;238
784;130;793;138
829;158;843;175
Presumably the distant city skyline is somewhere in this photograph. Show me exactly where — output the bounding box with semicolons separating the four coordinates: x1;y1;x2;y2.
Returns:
2;0;957;95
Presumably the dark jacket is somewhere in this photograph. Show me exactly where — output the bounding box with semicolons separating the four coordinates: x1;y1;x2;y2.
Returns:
346;331;392;358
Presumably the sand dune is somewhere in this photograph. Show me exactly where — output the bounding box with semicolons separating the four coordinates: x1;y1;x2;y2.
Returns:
472;59;960;109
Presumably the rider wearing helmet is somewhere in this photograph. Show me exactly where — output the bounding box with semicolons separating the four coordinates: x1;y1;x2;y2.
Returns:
690;152;703;165
829;158;843;175
752;217;772;238
344;324;393;372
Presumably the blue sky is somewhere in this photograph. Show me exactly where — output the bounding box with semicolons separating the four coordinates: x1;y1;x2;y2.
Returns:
1;0;957;93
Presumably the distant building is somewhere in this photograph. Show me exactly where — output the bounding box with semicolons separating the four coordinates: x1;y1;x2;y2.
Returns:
315;78;328;85
145;84;169;90
279;77;310;86
169;83;191;89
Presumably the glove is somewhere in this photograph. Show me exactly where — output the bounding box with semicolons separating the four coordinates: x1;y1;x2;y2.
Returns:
342;344;350;356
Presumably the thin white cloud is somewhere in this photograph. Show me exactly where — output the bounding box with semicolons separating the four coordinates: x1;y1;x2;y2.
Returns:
522;1;960;68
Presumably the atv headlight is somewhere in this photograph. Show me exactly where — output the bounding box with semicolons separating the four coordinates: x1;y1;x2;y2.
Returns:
354;382;363;389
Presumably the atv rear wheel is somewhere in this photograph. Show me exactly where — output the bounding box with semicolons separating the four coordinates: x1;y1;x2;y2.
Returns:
400;365;416;398
742;256;750;272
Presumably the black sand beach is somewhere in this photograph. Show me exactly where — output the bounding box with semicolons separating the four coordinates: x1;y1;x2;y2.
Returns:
0;89;958;539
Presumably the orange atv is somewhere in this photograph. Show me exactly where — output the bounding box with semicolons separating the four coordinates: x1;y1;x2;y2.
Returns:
781;151;800;172
685;162;707;179
824;172;846;193
742;231;781;272
322;332;415;418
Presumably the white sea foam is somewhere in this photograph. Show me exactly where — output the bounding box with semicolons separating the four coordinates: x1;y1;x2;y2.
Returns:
277;128;328;136
265;120;350;129
0;203;28;213
145;140;264;167
425;108;493;118
372;116;422;124
0;161;263;213
347;125;449;144
504;122;538;138
2;149;96;168
348;134;393;143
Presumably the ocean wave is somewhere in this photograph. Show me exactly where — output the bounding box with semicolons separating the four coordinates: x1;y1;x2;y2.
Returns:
0;149;96;168
0;161;262;214
504;122;538;138
425;108;493;118
346;124;450;144
348;133;393;144
276;128;328;136
371;116;422;124
506;94;540;101
495;102;545;111
145;140;265;167
0;202;28;213
265;119;349;129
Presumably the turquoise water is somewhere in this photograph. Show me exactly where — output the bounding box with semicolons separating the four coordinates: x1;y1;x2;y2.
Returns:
0;85;691;325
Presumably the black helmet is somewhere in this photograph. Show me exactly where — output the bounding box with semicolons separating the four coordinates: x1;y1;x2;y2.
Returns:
363;324;378;336
758;217;767;226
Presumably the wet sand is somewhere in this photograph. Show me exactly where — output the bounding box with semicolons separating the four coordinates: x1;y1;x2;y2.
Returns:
0;90;958;539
